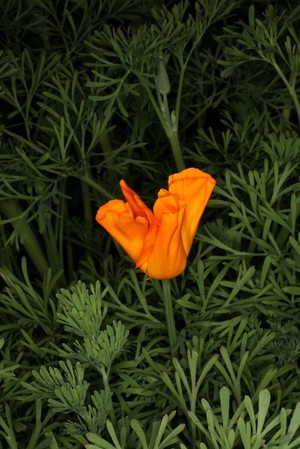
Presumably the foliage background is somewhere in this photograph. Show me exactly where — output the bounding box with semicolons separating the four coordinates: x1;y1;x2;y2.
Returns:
0;0;300;448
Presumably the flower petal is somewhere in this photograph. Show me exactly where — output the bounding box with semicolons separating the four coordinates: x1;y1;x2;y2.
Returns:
138;195;187;279
167;168;216;255
120;180;153;223
95;200;149;263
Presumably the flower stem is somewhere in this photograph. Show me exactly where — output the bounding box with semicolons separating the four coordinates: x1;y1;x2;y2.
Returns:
162;279;177;352
169;129;185;172
0;199;49;278
142;80;185;172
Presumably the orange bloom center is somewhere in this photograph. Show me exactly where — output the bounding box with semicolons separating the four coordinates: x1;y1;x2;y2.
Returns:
95;168;216;279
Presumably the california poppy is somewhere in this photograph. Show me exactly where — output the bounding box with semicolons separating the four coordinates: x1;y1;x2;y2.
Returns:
96;168;216;280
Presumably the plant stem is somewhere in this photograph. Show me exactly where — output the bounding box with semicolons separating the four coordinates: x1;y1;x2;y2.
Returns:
169;129;185;172
78;175;114;200
271;57;300;125
99;128;114;169
101;367;116;426
162;279;177;353
142;81;185;172
0;200;49;278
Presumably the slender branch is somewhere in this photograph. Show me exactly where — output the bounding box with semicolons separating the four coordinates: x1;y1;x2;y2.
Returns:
0;200;49;278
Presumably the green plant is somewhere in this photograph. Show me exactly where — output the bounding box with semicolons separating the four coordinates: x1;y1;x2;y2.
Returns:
1;1;300;448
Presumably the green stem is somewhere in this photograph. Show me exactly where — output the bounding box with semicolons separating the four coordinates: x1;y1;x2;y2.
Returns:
162;91;185;171
101;367;116;426
142;81;185;171
0;200;49;278
169;129;185;172
271;57;300;125
99;128;114;169
162;279;177;352
78;175;114;200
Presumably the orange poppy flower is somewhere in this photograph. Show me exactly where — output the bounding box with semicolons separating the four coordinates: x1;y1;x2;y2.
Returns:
96;168;216;280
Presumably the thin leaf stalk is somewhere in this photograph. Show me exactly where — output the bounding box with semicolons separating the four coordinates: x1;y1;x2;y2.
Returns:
141;79;185;171
271;56;300;125
162;279;177;353
0;199;49;278
100;367;116;427
99;127;115;171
